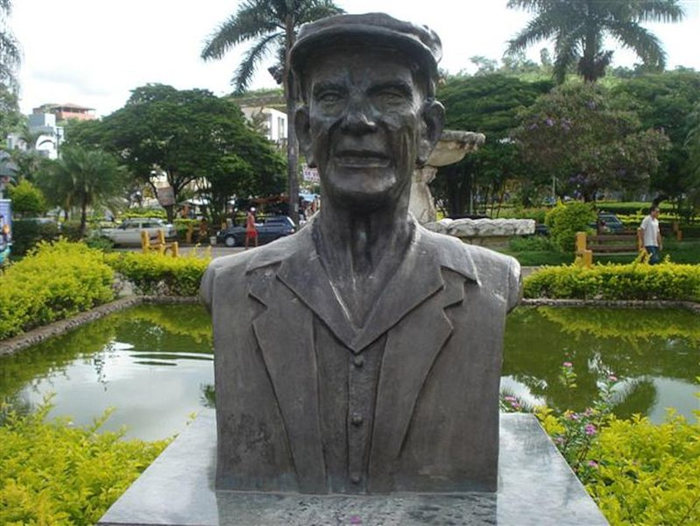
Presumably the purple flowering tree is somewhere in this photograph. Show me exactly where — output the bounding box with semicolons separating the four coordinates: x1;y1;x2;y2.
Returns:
512;83;670;201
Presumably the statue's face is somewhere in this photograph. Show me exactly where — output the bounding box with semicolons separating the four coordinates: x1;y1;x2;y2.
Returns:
297;49;436;209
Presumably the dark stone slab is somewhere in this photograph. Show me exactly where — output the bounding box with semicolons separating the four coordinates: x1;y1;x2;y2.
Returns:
98;412;608;525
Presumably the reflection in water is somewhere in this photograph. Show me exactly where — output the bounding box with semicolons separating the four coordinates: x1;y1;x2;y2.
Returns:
0;305;696;439
0;305;214;440
503;307;699;423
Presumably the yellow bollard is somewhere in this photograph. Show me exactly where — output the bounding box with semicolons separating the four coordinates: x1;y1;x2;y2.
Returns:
141;230;151;253
574;232;592;268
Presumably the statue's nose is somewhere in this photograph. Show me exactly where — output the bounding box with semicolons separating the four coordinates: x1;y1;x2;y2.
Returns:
340;99;376;134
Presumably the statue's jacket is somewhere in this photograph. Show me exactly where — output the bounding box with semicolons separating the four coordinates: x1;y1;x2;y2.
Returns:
200;218;521;494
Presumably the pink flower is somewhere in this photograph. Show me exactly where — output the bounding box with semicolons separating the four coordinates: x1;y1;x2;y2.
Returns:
504;396;517;402
588;460;599;468
563;362;573;368
585;424;597;435
565;412;579;421
350;515;362;524
608;375;618;382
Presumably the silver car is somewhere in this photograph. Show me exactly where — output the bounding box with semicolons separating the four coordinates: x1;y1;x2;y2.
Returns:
100;218;176;246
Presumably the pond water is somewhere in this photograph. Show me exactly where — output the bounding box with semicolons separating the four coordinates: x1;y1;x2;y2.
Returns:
0;304;697;440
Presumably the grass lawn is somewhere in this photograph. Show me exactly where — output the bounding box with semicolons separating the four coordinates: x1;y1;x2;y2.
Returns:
496;238;700;267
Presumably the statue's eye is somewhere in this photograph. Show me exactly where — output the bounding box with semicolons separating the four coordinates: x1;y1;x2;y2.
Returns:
317;90;343;104
375;87;408;106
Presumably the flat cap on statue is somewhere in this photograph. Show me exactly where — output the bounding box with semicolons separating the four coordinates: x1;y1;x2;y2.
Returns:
290;13;442;80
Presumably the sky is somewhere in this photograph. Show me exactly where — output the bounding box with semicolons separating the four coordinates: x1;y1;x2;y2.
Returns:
9;0;700;117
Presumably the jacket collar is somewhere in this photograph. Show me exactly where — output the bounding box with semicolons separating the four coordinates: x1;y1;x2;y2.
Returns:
246;216;479;352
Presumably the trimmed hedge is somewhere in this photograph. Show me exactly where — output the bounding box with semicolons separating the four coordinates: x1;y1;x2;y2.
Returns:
524;262;700;302
105;251;211;297
0;401;168;524
0;240;115;340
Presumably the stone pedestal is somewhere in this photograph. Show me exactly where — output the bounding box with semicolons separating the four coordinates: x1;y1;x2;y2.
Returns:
98;412;607;525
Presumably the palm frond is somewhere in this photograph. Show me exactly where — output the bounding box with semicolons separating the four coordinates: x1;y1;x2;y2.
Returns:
633;0;685;23
232;32;283;93
201;2;277;60
506;15;559;54
607;20;666;68
298;0;344;23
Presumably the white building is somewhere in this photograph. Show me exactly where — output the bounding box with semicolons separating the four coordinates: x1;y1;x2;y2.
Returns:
240;106;287;145
6;112;63;160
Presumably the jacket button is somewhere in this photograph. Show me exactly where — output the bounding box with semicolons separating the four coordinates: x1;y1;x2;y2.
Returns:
353;355;364;368
351;413;364;426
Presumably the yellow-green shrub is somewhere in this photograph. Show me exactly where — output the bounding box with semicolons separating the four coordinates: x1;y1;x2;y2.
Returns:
0;402;168;525
545;201;596;252
524;262;700;301
0;240;115;340
586;413;699;525
106;251;211;297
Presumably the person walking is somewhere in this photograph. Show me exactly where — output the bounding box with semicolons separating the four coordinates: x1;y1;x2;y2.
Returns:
245;207;258;249
639;205;662;264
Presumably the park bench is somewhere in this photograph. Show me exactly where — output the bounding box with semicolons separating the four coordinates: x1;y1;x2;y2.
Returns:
141;229;179;257
575;231;645;267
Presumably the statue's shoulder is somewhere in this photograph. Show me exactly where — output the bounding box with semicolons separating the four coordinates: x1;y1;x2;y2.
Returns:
417;225;522;311
199;229;310;310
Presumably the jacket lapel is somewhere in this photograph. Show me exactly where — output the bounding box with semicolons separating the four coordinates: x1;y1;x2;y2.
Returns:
368;237;475;492
248;235;327;493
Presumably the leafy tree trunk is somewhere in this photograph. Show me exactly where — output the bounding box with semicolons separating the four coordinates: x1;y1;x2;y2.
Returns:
79;198;88;239
285;16;300;226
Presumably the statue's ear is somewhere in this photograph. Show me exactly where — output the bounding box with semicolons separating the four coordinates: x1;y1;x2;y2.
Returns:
417;100;445;167
295;106;316;167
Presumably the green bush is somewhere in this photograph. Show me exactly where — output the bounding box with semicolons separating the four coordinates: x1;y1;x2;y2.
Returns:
58;221;83;241
0;401;168;525
523;262;700;301
6;180;47;217
105;251;211;296
586;413;699;525
0;240;115;340
9;219;60;257
545;201;597;252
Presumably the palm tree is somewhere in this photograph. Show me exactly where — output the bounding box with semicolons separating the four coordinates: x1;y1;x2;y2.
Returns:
201;0;343;225
37;146;127;237
506;0;684;84
0;0;21;91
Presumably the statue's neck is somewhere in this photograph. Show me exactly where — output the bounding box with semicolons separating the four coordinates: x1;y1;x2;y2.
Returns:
313;202;413;327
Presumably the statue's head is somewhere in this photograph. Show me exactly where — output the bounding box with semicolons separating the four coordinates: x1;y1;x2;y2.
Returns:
291;13;445;211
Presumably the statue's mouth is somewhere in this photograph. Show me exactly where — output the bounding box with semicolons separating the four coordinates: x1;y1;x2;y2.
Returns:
334;150;390;168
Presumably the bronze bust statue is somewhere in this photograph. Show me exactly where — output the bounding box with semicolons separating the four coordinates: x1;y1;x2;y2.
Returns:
201;13;521;495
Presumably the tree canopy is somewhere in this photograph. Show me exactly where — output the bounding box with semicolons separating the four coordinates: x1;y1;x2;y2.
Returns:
506;0;684;83
74;84;286;223
433;74;553;214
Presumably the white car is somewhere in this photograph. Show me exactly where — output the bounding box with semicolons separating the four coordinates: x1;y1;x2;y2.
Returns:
100;218;176;246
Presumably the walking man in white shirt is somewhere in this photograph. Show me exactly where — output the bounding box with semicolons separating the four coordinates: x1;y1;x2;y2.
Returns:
639;205;662;264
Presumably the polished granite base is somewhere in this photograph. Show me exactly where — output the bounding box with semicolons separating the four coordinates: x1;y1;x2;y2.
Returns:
98;411;607;525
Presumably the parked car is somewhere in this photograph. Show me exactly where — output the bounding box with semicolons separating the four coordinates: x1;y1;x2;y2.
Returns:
590;213;625;234
217;215;296;247
100;218;176;246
